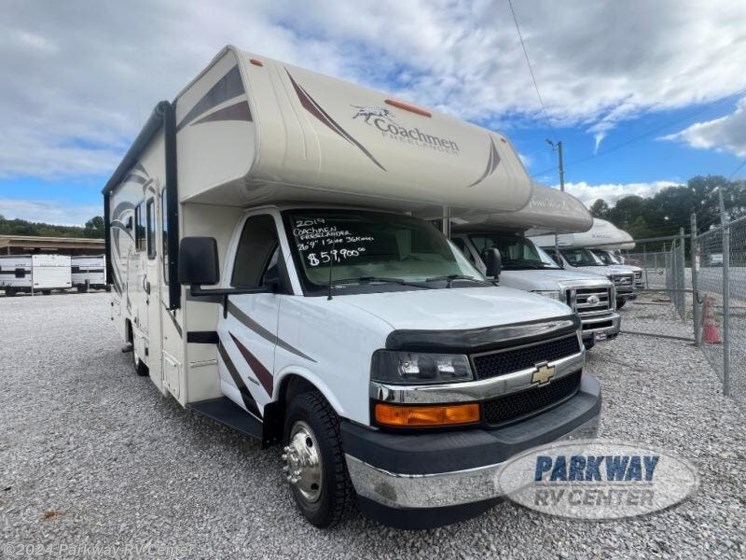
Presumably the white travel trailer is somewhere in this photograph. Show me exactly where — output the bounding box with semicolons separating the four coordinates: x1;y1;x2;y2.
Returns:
103;46;601;529
71;255;109;292
0;254;72;296
451;185;621;349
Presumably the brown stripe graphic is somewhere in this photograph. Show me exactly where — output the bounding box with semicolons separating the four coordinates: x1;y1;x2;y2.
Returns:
467;137;502;188
177;65;247;131
191;100;252;127
230;332;274;396
286;70;386;171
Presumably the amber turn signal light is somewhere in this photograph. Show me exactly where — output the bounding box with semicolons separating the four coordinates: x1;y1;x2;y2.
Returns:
374;403;480;427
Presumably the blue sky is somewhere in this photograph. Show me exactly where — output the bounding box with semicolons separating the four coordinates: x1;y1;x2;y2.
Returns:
2;0;745;225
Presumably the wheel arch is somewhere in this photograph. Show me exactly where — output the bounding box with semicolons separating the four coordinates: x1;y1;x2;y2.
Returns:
262;369;345;448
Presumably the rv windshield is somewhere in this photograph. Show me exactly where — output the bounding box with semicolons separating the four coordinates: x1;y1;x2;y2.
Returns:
591;249;621;265
283;210;487;295
468;234;559;270
561;247;604;267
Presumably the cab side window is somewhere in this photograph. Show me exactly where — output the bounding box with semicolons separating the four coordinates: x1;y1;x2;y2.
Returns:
232;215;279;289
135;202;146;252
146;199;156;259
451;238;476;264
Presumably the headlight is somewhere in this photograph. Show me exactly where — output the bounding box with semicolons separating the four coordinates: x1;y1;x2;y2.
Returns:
532;290;562;301
371;350;474;385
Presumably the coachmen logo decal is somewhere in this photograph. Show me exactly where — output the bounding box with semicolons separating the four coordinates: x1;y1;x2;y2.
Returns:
353;104;460;155
532;361;555;385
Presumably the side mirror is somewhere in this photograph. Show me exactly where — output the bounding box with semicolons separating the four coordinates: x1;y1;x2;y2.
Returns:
178;237;220;286
125;216;133;230
485;248;502;279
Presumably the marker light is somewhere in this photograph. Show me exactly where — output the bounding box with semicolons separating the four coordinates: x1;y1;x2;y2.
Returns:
374;403;480;427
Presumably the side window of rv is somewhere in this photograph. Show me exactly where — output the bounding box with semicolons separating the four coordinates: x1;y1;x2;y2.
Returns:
451;238;475;263
161;190;168;283
146;199;156;259
135;203;146;252
232;215;279;289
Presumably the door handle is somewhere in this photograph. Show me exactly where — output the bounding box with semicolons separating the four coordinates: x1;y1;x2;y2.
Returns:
142;276;151;295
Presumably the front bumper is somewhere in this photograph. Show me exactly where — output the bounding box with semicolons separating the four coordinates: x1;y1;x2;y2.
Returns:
580;312;621;341
342;374;601;522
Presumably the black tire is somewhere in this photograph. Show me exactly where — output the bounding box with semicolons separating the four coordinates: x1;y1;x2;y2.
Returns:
583;338;595;351
133;346;149;377
105;285;112;293
41;290;52;296
5;288;15;297
616;299;626;309
283;391;355;528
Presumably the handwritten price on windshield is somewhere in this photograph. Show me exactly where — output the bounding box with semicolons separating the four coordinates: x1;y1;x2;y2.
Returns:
306;248;365;267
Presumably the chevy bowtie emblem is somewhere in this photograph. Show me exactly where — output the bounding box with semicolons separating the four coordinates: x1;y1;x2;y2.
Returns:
532;361;555;385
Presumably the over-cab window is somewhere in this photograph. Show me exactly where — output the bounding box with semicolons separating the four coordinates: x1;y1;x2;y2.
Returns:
232;215;279;289
146;199;156;259
135;202;146;252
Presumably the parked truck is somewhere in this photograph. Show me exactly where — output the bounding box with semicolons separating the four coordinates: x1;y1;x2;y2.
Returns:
103;46;601;529
451;185;620;349
71;255;109;292
0;254;72;296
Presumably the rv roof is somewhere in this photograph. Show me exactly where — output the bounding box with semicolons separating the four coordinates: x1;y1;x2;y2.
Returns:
529;218;636;249
451;184;592;235
168;46;534;219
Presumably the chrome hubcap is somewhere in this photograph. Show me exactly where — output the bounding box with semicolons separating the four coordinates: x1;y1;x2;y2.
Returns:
282;421;322;503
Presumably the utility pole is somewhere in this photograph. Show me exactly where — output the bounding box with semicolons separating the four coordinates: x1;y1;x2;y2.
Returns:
546;139;565;192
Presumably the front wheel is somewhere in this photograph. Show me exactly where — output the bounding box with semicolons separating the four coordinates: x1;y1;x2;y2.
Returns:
133;346;149;377
616;299;626;309
282;391;354;528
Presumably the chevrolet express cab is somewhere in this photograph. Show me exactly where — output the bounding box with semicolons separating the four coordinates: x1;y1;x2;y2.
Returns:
103;46;601;529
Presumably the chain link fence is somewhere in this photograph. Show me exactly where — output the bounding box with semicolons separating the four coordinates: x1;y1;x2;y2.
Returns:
624;232;694;342
624;214;745;404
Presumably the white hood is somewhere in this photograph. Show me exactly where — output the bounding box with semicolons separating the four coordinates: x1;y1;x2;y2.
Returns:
500;269;611;292
338;286;572;331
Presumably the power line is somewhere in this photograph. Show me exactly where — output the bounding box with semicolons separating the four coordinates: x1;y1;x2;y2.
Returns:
727;159;746;181
507;0;555;135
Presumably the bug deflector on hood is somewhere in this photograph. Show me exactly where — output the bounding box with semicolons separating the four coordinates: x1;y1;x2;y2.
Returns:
175;47;533;218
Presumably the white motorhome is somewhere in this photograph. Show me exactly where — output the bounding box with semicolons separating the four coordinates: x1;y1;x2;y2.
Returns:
103;46;601;529
451;185;620;349
0;254;72;296
71;255;109;292
531;222;639;308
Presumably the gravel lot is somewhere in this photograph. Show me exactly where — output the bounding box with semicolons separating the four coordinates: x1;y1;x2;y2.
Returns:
1;293;745;559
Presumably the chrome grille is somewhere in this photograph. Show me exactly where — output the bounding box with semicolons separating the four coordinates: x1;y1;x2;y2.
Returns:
566;286;612;316
611;273;635;293
482;370;582;425
471;335;581;380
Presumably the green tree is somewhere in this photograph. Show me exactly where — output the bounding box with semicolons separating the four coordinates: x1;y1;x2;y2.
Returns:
589;199;610;219
84;216;105;238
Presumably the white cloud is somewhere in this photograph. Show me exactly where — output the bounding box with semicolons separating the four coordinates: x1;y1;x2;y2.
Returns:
662;96;746;157
1;0;745;178
558;181;680;208
0;199;101;226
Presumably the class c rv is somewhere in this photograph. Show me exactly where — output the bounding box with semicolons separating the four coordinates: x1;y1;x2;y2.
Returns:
103;46;601;529
0;254;72;296
450;185;620;349
530;219;641;309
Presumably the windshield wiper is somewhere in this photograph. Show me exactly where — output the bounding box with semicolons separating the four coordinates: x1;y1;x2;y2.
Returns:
425;274;492;288
329;276;434;289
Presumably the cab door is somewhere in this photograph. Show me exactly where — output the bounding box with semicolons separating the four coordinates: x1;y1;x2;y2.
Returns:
216;214;283;417
143;194;164;392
